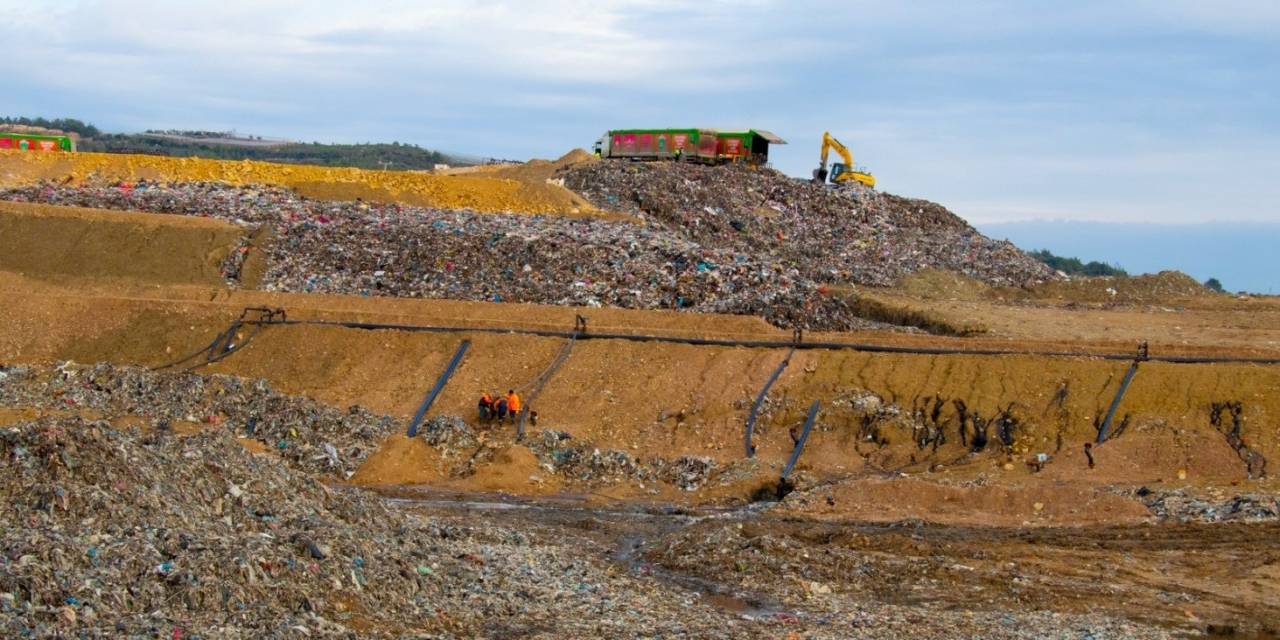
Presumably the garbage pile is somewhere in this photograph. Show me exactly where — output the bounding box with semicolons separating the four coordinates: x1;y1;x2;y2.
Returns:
560;161;1055;287
4;415;788;637
0;182;871;331
2;414;1162;640
0;415;451;637
418;415;478;456
1136;488;1280;523
526;429;716;491
0;363;395;478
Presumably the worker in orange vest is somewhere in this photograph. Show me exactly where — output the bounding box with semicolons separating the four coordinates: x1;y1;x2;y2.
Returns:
506;389;522;423
478;391;494;422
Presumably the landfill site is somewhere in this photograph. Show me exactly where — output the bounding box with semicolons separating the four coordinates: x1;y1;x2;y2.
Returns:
2;145;1280;640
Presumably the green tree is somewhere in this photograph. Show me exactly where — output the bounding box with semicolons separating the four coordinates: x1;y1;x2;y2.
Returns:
1029;249;1127;277
1204;277;1225;293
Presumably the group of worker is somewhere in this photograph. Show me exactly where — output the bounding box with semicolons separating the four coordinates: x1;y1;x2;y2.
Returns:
477;389;535;426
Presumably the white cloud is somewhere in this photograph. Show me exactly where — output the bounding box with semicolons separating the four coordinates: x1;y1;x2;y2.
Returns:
2;1;795;90
2;0;1277;225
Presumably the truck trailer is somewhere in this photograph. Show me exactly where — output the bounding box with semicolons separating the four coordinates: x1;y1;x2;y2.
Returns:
594;128;785;165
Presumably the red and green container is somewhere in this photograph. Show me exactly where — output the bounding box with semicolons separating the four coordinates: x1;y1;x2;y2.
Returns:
595;128;784;164
0;133;76;152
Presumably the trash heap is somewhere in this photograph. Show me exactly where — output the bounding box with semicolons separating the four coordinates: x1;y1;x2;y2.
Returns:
526;429;716;491
0;415;450;637
418;415;478;456
2;415;775;637
560;161;1054;286
0;182;870;331
0;363;395;478
1135;488;1280;523
4;415;1144;640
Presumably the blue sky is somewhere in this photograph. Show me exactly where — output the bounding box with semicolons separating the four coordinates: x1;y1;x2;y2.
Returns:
980;221;1279;294
3;0;1279;229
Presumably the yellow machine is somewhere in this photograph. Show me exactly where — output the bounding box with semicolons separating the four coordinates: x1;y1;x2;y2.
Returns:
812;132;875;188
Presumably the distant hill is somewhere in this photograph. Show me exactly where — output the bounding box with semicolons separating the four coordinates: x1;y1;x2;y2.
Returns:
980;220;1280;295
0;116;463;171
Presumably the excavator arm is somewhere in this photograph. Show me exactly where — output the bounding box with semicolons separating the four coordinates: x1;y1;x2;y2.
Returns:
821;132;854;171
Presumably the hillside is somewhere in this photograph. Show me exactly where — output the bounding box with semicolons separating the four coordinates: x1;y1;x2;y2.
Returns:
0;116;456;170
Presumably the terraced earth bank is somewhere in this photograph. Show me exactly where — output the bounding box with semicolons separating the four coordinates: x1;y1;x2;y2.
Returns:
2;150;1279;638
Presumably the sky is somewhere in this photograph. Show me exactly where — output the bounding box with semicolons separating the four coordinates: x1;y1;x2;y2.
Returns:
3;1;1279;233
979;221;1279;294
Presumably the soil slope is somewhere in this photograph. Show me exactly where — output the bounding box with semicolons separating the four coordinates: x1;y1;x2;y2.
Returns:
0;149;589;214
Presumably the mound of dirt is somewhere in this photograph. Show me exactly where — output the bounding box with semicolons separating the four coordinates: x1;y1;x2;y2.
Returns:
779;476;1152;527
0;149;581;214
488;148;596;182
893;268;993;300
0;201;245;286
1002;270;1210;304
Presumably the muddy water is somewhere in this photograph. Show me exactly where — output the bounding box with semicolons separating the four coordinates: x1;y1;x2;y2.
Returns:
382;487;788;618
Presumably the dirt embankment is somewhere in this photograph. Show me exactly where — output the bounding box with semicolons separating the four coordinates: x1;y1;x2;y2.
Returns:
0;201;245;287
3;281;1277;509
0;149;591;215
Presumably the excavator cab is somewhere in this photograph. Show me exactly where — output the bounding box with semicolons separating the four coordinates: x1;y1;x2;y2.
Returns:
813;132;875;188
829;162;852;182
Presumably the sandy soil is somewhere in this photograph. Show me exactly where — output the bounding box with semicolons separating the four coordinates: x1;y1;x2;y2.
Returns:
0;149;594;215
0;201;244;287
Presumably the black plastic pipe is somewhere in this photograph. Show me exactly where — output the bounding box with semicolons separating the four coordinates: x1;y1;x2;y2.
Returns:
1096;361;1140;444
744;348;795;458
781;400;821;480
407;340;471;438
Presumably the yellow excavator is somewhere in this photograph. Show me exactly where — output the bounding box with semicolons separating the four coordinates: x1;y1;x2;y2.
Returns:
812;132;875;188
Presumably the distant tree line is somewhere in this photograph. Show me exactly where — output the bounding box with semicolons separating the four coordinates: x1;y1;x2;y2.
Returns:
3;115;457;171
80;135;450;170
0;116;101;137
1029;249;1128;277
143;129;242;139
